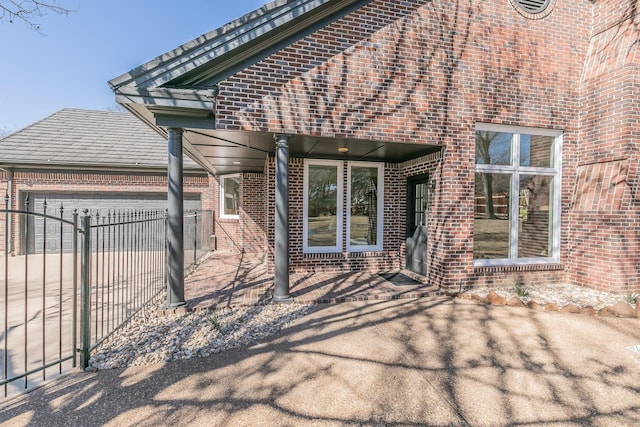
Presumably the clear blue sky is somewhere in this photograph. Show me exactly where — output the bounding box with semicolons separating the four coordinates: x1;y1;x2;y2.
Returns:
0;1;269;134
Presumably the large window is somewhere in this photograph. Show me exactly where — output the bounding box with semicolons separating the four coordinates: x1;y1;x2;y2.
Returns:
347;162;383;251
304;160;383;253
474;124;562;265
303;161;343;252
220;174;240;219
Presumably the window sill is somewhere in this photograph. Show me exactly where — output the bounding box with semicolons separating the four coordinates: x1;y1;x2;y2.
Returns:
304;251;385;259
473;263;563;273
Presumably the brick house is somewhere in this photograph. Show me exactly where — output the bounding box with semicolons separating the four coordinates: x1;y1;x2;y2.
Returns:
109;0;640;299
0;108;216;254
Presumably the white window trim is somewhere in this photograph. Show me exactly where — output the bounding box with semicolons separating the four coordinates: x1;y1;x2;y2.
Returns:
473;124;563;267
219;174;240;220
303;159;343;253
346;161;384;252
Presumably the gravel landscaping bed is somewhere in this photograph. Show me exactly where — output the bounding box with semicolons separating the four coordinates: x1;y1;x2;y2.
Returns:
466;282;628;310
88;282;637;371
88;298;312;371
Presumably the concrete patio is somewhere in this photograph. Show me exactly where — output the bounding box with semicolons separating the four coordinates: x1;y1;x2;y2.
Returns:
2;297;640;426
184;251;445;309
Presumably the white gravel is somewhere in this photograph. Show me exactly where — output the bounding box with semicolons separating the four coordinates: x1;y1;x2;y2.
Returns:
468;282;632;309
89;282;636;371
88;298;312;371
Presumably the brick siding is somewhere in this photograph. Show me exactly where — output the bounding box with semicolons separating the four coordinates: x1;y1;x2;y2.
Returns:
567;0;640;292
85;0;639;292
211;0;605;290
0;170;216;254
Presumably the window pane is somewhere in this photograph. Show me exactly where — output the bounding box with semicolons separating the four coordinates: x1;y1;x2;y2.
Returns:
307;164;338;247
475;131;512;165
518;175;552;257
350;166;378;246
474;173;511;259
223;176;239;216
414;182;428;228
520;134;554;167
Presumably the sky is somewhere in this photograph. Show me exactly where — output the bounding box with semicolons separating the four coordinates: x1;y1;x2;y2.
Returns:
0;0;270;134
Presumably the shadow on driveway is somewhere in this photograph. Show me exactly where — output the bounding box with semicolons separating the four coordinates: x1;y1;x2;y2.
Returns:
1;298;640;426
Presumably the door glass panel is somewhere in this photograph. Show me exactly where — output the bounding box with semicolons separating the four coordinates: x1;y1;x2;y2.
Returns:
307;164;338;247
414;182;427;228
349;166;378;246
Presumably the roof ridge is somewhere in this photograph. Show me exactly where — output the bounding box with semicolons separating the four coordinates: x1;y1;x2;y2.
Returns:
109;0;287;90
108;0;364;92
1;109;69;141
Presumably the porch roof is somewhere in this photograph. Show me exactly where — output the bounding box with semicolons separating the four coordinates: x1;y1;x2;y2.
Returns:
108;0;440;175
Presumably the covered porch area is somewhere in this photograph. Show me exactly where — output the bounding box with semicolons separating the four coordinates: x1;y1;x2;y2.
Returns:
108;0;443;307
182;251;443;310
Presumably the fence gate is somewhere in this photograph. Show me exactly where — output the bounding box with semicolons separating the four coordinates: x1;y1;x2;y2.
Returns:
1;199;79;399
0;197;190;401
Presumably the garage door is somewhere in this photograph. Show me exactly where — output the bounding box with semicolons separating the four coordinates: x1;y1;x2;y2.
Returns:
24;192;201;253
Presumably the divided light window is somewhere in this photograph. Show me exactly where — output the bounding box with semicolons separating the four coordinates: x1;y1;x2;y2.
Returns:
220;174;240;219
303;160;383;253
474;124;562;266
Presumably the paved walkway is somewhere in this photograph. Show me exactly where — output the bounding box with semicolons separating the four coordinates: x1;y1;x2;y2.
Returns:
184;251;444;309
1;298;639;426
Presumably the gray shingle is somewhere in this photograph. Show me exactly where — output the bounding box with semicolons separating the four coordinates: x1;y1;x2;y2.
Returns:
0;108;202;170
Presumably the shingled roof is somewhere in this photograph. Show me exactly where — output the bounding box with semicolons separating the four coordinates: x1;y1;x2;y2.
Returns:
0;108;202;172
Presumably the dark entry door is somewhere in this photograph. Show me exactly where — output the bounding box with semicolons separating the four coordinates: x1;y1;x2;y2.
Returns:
406;175;429;276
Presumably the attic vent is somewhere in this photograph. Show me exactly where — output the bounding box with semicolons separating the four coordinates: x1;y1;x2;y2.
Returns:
510;0;556;19
516;0;550;13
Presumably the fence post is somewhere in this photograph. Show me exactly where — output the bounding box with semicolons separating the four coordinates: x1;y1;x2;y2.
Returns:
80;210;91;369
193;210;198;266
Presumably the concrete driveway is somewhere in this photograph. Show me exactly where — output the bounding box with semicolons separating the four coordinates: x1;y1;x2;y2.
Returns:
1;297;639;426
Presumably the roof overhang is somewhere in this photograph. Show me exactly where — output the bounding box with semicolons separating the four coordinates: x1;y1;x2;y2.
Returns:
109;0;374;92
110;0;441;175
124;102;440;175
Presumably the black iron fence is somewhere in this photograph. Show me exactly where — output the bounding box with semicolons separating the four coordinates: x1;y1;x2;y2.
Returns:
184;210;214;270
1;203;79;400
79;209;167;367
1;199;213;400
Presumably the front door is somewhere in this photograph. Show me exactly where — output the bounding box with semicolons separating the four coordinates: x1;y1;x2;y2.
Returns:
406;175;429;276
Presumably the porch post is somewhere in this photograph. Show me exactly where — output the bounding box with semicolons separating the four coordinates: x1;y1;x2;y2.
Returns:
167;127;186;307
273;134;291;302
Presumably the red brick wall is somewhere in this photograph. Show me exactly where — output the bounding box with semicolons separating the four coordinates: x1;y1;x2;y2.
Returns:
0;170;215;254
567;0;640;292
212;172;268;256
213;0;640;291
264;157;404;273
240;173;268;256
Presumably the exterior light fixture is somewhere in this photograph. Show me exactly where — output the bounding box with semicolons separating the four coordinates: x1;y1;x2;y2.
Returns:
338;147;349;153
